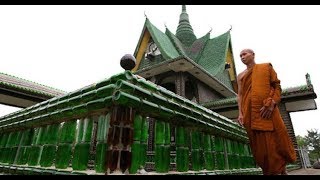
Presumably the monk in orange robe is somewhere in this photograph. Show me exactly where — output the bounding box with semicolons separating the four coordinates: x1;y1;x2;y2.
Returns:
237;49;296;175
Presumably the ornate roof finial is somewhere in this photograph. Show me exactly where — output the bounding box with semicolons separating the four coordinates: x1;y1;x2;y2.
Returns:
209;27;213;33
176;5;197;47
144;11;148;19
229;25;233;31
306;73;313;88
182;5;186;12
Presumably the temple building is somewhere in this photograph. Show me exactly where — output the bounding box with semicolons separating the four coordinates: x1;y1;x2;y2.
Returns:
131;5;317;168
0;5;317;175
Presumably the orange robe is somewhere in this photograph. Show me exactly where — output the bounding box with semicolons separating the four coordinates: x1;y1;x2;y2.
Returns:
239;63;296;175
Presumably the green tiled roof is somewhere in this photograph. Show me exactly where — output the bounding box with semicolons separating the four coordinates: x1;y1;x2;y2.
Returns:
135;6;234;95
0;72;66;98
176;5;197;47
197;31;230;76
214;69;234;91
145;19;180;60
197;31;232;90
187;33;210;62
165;28;187;57
281;85;313;96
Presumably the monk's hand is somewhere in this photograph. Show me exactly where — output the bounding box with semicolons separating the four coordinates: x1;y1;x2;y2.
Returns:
260;104;275;119
237;114;244;126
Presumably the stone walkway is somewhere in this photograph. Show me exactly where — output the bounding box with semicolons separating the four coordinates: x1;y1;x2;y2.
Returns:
288;168;320;175
1;168;320;175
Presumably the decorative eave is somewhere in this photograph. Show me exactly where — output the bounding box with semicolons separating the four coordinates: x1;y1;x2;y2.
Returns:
202;79;317;116
134;55;237;97
0;72;66;108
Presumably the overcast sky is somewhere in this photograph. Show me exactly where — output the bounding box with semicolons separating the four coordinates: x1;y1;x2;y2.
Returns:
0;5;319;137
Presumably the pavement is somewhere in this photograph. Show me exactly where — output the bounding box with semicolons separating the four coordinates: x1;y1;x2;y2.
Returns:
288;168;320;175
1;168;320;175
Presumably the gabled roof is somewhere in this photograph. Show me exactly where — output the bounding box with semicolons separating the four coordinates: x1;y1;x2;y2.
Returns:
0;72;66;108
0;72;66;98
197;31;233;90
132;6;237;96
197;31;230;77
134;18;180;62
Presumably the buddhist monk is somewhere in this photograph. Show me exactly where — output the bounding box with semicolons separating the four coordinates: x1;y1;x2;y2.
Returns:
237;49;296;175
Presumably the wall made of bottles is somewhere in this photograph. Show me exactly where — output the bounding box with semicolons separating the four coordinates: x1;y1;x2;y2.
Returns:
0;71;261;175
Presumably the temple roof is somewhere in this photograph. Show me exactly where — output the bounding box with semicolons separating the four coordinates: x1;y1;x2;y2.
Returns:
0;72;66;108
176;5;197;47
0;72;66;97
202;75;317;112
133;6;236;96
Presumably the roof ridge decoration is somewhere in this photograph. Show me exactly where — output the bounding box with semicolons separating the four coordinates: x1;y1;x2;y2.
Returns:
0;72;67;97
176;5;197;47
0;72;66;94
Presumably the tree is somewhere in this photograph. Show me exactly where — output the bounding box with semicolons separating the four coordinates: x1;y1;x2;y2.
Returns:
296;135;308;148
305;129;320;161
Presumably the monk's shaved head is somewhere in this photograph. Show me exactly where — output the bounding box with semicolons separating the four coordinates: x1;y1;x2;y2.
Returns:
240;49;255;55
240;48;256;67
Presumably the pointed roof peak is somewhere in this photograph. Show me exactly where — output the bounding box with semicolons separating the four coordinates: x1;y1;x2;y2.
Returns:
182;5;186;12
176;5;196;47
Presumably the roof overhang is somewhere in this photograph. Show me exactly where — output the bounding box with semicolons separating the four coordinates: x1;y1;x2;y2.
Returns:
285;99;317;112
282;91;317;112
0;88;48;108
0;73;66;108
207;90;317;118
134;57;236;97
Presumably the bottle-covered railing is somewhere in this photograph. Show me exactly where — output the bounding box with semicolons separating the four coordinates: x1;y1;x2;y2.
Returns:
0;71;260;175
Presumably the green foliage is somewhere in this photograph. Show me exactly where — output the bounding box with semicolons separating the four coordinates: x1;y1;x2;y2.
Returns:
305;129;320;160
296;135;308;148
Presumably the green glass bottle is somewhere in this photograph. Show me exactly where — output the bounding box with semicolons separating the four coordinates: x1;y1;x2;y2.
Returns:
72;142;90;170
155;144;164;173
140;116;149;143
191;131;200;150
176;127;185;147
129;141;140;174
15;146;25;164
95;142;107;173
155;121;165;145
8;146;18;164
28;145;43;166
0;133;9;148
39;144;56;167
176;146;189;172
191;149;201;171
163;144;170;172
204;151;214;170
55;143;72;169
97;114;110;143
203;134;211;152
133;115;142;141
215;151;221;170
139;142;147;169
